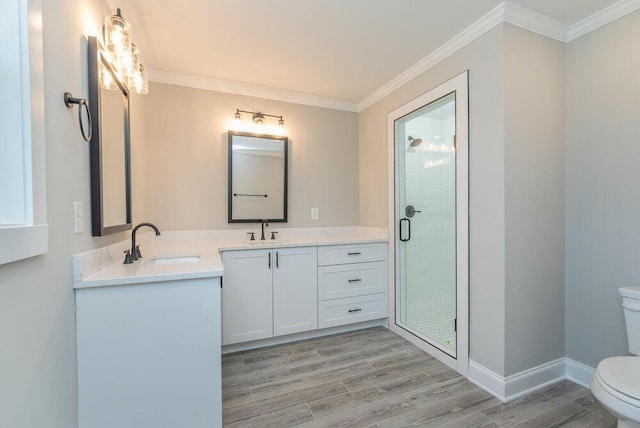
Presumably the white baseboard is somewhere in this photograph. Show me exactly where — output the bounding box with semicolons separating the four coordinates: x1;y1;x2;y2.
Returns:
469;358;568;402
566;358;595;388
505;359;567;400
469;360;508;401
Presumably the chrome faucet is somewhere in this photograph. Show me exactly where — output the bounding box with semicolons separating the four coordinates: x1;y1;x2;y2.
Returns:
130;222;161;261
260;219;269;240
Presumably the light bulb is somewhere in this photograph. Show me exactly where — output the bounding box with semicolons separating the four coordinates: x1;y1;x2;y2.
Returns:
252;113;265;133
111;29;123;48
233;112;242;130
104;9;131;59
100;63;118;90
128;64;148;94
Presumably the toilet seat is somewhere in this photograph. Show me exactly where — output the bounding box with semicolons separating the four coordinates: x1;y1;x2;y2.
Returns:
592;360;640;427
597;356;640;403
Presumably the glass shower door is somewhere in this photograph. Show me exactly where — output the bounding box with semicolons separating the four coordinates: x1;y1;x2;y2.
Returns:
395;92;457;357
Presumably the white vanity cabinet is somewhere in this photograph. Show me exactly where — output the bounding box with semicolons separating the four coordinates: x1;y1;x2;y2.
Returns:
222;246;318;345
273;246;318;336
75;278;222;428
317;243;388;328
221;249;273;344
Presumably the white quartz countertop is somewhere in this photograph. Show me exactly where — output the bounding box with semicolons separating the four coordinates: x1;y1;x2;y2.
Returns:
73;241;224;289
73;227;388;289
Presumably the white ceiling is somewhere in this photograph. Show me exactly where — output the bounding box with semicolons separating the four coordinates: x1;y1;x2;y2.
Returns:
119;0;625;105
510;0;619;24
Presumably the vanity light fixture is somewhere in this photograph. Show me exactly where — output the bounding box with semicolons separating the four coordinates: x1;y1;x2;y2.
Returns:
231;109;286;135
102;8;148;95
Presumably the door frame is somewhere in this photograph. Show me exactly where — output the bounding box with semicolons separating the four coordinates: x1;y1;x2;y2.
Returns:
387;70;469;376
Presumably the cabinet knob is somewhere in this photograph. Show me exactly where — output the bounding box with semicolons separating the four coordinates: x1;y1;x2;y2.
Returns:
348;308;362;313
348;278;362;283
347;252;361;256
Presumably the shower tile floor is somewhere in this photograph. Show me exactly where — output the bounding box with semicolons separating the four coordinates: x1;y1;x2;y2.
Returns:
403;293;456;355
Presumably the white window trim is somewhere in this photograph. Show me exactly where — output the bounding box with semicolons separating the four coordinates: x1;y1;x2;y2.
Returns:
0;0;48;266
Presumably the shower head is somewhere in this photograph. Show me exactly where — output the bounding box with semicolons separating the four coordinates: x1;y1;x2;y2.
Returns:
408;136;422;147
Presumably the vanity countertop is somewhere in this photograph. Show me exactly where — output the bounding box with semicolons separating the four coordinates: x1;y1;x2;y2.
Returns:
73;227;388;289
73;240;224;289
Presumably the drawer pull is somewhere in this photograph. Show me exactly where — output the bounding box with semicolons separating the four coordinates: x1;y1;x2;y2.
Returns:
348;308;362;313
348;278;362;283
347;252;362;256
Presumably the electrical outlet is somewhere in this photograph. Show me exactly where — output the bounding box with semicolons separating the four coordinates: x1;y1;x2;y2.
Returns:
74;201;84;234
311;207;319;220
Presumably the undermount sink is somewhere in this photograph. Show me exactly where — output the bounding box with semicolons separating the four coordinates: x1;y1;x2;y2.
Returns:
150;255;201;266
242;239;291;245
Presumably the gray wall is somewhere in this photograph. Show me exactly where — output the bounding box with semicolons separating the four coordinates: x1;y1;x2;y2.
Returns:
359;23;567;377
143;83;359;230
565;10;640;368
0;0;148;427
359;25;509;375
504;24;566;375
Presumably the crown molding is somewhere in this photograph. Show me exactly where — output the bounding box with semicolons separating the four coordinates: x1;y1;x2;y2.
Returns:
148;70;359;112
503;2;568;42
567;0;640;41
358;0;640;111
358;2;571;111
357;2;505;111
144;1;640;114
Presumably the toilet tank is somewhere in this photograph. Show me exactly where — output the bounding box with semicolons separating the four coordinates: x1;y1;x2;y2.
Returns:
619;287;640;355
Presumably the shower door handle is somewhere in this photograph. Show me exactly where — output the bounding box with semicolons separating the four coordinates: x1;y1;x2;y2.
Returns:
399;218;411;242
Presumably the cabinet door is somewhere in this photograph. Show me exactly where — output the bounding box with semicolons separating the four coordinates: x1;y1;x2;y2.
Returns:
222;249;273;345
273;247;318;336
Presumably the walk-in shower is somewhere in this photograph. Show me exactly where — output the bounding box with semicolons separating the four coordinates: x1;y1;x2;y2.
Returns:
388;71;469;374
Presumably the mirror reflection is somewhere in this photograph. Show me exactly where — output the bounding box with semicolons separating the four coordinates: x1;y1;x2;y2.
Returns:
228;132;288;223
100;82;127;227
88;36;132;236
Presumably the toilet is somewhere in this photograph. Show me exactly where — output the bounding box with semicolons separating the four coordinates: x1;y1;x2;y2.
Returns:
591;286;640;428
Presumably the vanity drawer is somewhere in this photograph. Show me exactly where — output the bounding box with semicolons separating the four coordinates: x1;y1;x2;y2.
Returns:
318;261;386;301
317;243;386;266
318;293;387;328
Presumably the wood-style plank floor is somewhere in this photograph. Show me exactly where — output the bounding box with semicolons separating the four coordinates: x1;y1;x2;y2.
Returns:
222;327;616;427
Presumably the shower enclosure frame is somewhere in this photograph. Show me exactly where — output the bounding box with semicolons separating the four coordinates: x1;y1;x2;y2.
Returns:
387;71;469;376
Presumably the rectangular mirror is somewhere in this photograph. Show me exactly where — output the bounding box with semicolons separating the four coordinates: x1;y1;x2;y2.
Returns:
87;36;132;236
228;131;288;223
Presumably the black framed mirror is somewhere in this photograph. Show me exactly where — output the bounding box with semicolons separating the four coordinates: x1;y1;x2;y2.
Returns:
87;36;132;236
228;131;288;223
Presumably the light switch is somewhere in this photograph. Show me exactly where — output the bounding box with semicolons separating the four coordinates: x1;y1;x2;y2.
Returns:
74;201;84;234
311;208;319;220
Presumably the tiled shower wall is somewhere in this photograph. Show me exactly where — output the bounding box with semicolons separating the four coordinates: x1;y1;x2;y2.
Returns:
405;118;456;299
399;113;456;304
